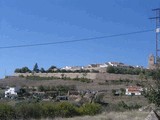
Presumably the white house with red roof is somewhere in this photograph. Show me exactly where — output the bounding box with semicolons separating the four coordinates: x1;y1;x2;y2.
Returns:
125;86;143;96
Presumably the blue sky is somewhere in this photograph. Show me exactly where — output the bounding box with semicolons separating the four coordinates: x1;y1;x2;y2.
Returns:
0;0;160;78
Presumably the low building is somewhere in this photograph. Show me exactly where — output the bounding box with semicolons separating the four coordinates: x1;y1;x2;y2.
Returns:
61;66;72;70
107;62;124;67
5;87;20;98
125;86;143;96
87;64;101;68
61;66;83;71
99;63;108;68
70;66;83;71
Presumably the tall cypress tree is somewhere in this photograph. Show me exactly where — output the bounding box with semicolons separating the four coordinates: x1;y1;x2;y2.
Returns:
33;63;39;73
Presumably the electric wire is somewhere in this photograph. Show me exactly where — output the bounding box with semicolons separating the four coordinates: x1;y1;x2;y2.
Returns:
0;29;154;49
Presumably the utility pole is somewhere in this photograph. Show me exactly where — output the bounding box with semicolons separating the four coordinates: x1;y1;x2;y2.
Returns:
149;8;160;64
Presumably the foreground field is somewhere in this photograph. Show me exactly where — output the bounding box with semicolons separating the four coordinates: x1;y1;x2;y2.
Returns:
55;111;149;120
0;75;158;119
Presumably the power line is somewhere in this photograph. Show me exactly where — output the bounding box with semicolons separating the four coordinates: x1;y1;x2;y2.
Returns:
149;8;160;64
0;29;154;49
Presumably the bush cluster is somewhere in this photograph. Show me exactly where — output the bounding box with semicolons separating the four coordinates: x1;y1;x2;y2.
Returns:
107;66;143;75
38;85;75;92
24;75;92;83
0;102;102;119
107;66;156;76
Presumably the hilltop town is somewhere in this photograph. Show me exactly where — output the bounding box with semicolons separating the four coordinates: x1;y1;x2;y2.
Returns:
0;55;158;120
14;61;144;74
0;55;158;119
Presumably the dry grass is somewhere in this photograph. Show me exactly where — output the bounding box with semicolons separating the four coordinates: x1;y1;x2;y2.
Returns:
0;77;129;91
54;111;149;120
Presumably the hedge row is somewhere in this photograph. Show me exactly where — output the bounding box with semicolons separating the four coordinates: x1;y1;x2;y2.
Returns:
0;102;102;119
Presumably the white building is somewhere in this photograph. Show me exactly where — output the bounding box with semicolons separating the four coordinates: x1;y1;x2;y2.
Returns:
61;66;83;71
125;86;143;96
108;62;124;67
61;66;72;70
99;63;108;68
5;87;19;97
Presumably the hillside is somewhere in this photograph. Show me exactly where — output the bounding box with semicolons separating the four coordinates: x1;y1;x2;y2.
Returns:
0;73;150;106
0;72;158;119
3;72;141;91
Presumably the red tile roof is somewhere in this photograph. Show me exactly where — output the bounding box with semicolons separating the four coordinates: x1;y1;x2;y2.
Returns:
127;86;142;93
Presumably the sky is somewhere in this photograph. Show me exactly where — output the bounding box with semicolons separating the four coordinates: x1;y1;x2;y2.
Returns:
0;0;160;78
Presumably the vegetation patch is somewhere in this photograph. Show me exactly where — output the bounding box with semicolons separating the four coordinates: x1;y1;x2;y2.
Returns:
26;76;60;80
0;102;102;119
23;75;92;83
107;66;156;76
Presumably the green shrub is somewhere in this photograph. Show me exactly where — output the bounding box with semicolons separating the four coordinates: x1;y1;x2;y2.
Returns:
15;103;43;119
41;102;57;118
0;102;102;119
78;103;102;116
0;103;15;119
55;102;79;117
73;77;91;83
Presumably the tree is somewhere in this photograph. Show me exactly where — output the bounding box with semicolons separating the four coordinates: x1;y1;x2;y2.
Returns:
17;88;30;97
107;66;115;73
33;63;39;73
49;65;57;69
14;68;21;73
120;88;125;96
78;103;101;116
47;65;57;73
40;68;46;73
14;67;31;73
21;67;31;73
38;85;45;92
112;89;116;96
139;72;145;82
144;69;160;107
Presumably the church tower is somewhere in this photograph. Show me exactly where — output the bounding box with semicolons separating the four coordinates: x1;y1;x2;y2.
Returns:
148;54;155;69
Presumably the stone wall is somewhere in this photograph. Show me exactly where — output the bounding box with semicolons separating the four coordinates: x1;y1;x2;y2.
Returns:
14;72;139;80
